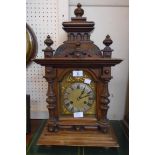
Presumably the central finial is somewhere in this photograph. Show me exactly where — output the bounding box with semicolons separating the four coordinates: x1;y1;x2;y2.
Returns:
74;3;84;17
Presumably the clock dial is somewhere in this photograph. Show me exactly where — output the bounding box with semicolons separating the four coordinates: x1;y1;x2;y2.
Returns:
63;83;95;113
60;70;96;115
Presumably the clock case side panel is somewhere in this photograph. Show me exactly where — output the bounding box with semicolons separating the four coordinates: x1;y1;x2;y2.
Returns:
55;68;102;129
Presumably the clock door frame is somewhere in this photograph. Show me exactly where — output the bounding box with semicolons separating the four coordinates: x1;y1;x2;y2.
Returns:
56;68;101;128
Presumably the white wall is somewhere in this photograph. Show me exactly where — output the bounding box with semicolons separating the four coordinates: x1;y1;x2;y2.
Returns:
26;0;68;119
69;0;129;120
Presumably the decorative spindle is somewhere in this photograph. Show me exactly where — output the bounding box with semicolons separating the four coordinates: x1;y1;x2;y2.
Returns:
74;3;84;17
42;35;55;58
43;35;58;132
98;67;112;133
102;35;113;58
44;67;58;132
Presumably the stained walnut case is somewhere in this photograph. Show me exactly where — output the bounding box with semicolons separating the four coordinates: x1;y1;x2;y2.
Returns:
34;3;122;147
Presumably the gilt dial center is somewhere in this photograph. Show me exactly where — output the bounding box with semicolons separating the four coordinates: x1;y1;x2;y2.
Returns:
63;83;95;113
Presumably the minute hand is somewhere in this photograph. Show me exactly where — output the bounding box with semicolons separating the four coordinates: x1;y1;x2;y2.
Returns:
79;85;86;98
79;94;90;99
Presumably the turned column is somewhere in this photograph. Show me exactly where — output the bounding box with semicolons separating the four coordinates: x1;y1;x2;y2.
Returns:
43;35;58;132
98;35;113;133
99;68;112;133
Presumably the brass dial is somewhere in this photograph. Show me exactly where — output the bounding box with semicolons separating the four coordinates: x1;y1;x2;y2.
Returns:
63;83;95;113
60;70;96;115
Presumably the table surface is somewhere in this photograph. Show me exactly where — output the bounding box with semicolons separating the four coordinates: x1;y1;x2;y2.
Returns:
26;120;129;155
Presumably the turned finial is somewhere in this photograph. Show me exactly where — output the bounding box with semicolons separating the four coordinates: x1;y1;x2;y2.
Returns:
43;35;54;58
103;35;113;47
102;35;113;58
44;35;53;47
74;3;84;17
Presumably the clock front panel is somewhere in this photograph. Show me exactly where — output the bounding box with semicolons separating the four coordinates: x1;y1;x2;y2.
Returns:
59;69;96;116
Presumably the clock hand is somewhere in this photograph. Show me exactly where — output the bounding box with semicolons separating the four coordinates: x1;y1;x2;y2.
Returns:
77;85;86;100
79;85;86;97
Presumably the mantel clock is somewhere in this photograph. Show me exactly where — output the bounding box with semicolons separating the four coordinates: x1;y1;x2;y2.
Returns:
34;3;122;147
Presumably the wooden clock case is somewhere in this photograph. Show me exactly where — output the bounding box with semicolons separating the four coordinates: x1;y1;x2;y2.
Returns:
34;3;122;147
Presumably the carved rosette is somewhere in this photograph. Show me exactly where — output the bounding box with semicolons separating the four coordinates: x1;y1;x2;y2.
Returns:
43;36;58;132
69;42;87;58
98;67;112;133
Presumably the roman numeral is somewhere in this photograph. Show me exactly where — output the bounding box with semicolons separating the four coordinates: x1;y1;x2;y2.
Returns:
70;86;74;90
65;92;70;95
70;107;74;112
89;97;94;100
87;91;92;95
77;84;80;89
64;97;68;100
87;102;92;107
70;101;73;104
84;101;92;107
65;102;70;106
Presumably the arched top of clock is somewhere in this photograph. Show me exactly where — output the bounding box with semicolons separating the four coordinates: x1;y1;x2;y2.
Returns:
34;3;123;66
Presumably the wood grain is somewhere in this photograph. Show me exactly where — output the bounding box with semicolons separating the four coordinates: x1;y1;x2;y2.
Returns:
37;122;119;147
33;58;122;68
